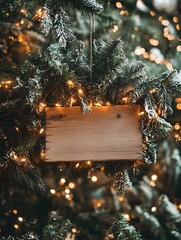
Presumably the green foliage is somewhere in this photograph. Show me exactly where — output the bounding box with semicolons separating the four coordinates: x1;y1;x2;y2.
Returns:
107;214;142;240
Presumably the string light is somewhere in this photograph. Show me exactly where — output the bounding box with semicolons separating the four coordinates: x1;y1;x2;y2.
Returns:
39;128;44;134
72;228;77;233
14;224;19;229
150;11;156;16
149;39;159;46
60;178;66;185
151;206;157;212
91;176;97;182
119;196;124;202
151;175;157;181
95;103;102;106
177;46;181;52
50;189;56;194
18;217;23;222
67;80;75;88
65;188;70;194
174;123;180;130
135;47;145;56
20;157;27;162
55;103;61;107
139;111;144;116
116;2;122;8
20;19;24;25
78;88;83;95
96;202;102;207
150;181;156;187
122;213;130;221
112;25;119;33
69;182;75;189
161;20;169;26
13;210;18;214
76;163;80;168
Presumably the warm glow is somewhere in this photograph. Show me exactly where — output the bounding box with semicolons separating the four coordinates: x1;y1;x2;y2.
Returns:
175;97;181;103
55;103;61;107
13;210;18;214
174;124;180;130
76;163;80;168
135;47;145;56
161;20;169;26
149;39;159;46
150;11;156;16
173;16;178;23
72;228;77;233
20;9;26;14
120;10;125;15
20;158;27;162
91;176;97;182
119;196;124;202
150;181;156;187
78;89;83;94
176;103;181;110
158;16;164;22
95;103;102;107
176;24;181;31
123;213;130;221
65;188;70;194
60;178;66;185
97;202;102;207
18;217;23;222
67;80;74;88
39;128;44;134
69;182;75;189
20;19;24;25
139;111;144;116
166;63;173;70
151;175;157;181
151;206;157;212
149;89;156;94
143;52;149;59
177;46;181;52
112;25;119;33
149;54;156;61
178;204;181;210
116;2;122;8
14;224;19;229
50;189;56;194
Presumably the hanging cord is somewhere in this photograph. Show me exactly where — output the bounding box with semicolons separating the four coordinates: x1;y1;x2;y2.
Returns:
89;13;95;106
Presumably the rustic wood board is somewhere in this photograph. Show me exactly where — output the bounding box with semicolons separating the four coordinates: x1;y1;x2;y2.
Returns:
45;105;142;162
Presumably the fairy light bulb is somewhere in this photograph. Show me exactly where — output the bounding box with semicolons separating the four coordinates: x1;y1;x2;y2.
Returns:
112;25;119;33
116;2;122;8
91;176;97;182
123;213;130;221
60;178;66;185
50;189;56;194
39;128;44;134
174;124;180;130
69;182;75;189
151;206;157;212
13;210;18;214
177;46;181;52
67;80;74;88
151;175;157;181
72;228;77;233
18;217;23;222
14;224;19;229
65;188;70;194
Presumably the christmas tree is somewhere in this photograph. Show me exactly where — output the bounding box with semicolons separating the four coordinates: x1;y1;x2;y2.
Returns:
0;0;181;239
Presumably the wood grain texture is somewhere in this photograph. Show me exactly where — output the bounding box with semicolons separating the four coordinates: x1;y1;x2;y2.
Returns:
45;105;142;162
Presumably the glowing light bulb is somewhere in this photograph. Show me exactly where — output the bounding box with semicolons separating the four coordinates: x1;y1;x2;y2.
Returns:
39;128;44;134
174;124;180;130
60;178;66;185
150;181;156;187
151;175;157;181
69;182;75;189
18;217;23;222
116;2;122;8
149;39;159;46
151;206;157;212
91;176;97;182
20;19;24;25
123;213;130;221
72;228;77;233
176;103;181;110
14;224;19;229
177;46;181;52
13;210;18;214
112;25;119;33
139;111;144;116
65;189;70;194
173;16;178;23
67;80;74;88
50;189;56;194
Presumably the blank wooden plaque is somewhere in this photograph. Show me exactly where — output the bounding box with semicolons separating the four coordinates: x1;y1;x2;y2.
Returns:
45;105;142;162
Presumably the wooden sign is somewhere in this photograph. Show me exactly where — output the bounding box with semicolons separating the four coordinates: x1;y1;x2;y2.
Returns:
45;105;142;162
